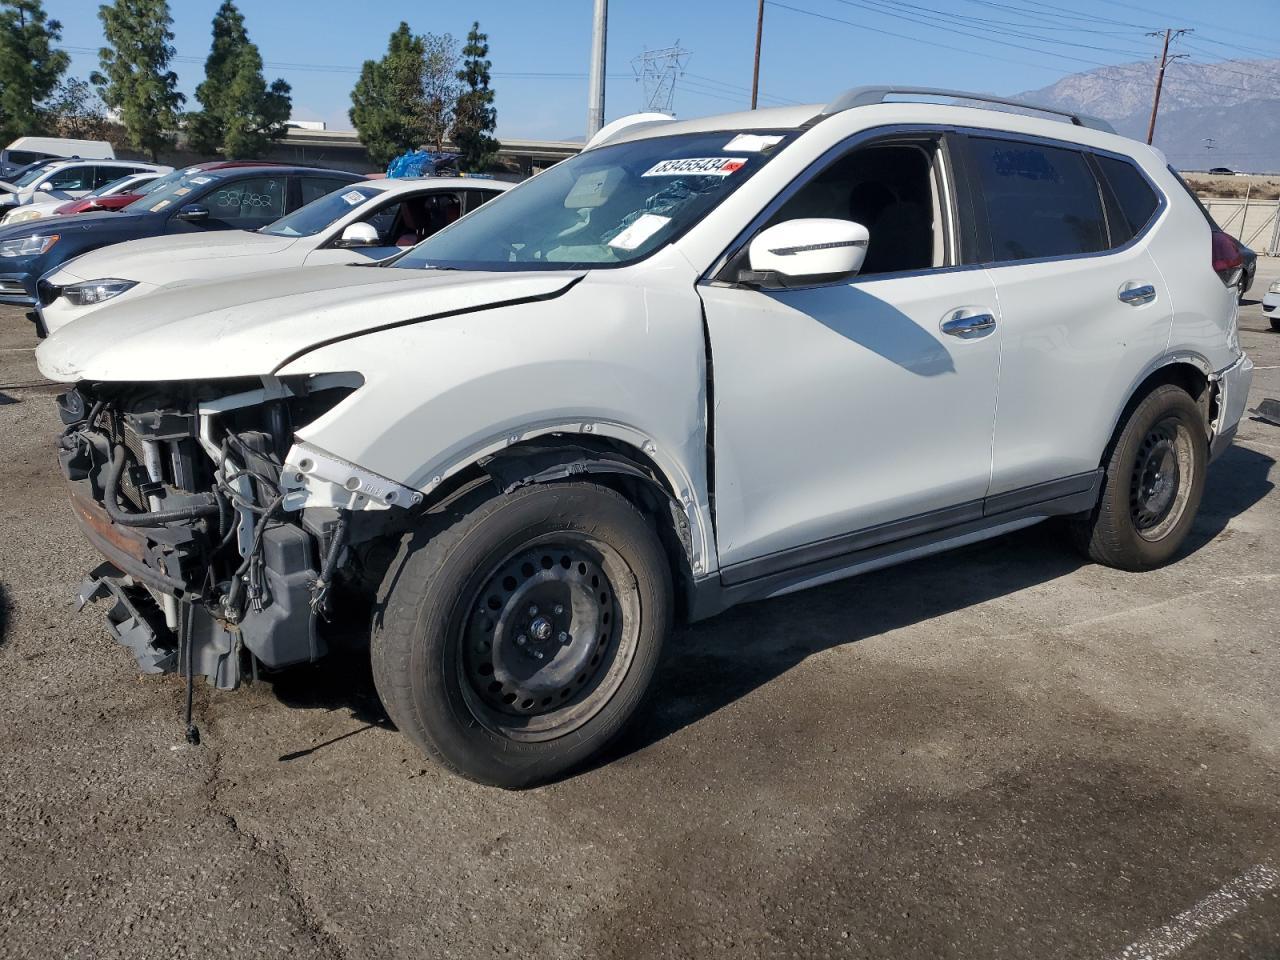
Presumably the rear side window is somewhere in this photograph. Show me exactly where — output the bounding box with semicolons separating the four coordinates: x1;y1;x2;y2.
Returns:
1096;155;1160;242
969;137;1107;263
299;176;355;207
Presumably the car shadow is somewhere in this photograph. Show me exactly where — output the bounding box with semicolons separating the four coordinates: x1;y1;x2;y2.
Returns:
594;442;1276;774
0;582;9;648
259;445;1274;776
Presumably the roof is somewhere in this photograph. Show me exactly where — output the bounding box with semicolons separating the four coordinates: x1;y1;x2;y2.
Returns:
362;176;513;196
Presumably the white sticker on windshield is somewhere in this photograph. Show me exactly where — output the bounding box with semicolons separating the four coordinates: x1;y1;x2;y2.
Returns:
188;176;212;185
723;134;783;152
642;157;747;177
341;190;364;205
608;213;671;250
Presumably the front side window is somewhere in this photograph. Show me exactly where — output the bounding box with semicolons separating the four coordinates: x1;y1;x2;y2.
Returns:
15;163;60;187
261;185;380;238
7;150;54;167
764;139;947;276
201;176;287;226
46;165;95;191
393;130;793;271
969;137;1107;263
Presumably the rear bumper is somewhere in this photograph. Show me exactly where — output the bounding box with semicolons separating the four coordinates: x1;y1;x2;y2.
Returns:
1210;353;1254;462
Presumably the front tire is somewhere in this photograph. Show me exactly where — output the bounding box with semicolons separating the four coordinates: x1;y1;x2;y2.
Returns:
1069;384;1206;570
372;481;672;788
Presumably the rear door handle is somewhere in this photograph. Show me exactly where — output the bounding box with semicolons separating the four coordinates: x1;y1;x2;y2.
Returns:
1118;282;1157;306
940;312;997;336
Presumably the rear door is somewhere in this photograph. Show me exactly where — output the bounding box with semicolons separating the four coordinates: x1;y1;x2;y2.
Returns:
964;133;1174;496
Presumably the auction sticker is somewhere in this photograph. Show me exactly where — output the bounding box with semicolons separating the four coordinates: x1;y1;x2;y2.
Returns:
642;157;746;177
341;190;364;205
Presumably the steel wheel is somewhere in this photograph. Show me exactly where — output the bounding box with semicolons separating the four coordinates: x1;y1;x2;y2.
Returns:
1128;415;1194;541
458;534;640;742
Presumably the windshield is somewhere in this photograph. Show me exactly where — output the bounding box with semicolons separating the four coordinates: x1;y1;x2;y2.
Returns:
261;184;379;237
14;163;59;187
123;170;222;213
392;130;793;271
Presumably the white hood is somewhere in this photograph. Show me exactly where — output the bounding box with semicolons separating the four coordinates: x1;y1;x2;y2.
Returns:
36;264;583;383
55;231;299;282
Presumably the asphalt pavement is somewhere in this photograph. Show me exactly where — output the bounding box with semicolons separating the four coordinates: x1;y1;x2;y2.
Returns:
1;266;1278;960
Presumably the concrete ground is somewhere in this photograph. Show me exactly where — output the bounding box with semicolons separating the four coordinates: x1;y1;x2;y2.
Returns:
1;264;1278;960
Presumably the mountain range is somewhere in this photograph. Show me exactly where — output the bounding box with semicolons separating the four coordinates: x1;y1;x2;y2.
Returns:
1019;59;1280;173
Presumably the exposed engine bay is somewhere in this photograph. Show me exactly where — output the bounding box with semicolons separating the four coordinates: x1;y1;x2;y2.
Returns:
55;374;414;703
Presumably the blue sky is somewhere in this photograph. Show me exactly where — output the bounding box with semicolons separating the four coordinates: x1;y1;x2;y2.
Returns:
45;0;1280;140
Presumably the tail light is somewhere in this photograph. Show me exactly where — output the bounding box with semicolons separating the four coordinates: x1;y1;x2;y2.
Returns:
1212;230;1244;286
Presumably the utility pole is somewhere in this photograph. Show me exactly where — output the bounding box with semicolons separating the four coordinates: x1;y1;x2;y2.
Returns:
751;0;765;109
586;0;609;138
1146;28;1190;145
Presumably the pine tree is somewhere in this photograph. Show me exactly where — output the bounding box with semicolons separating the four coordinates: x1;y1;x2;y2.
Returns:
93;0;184;159
452;22;499;172
187;0;291;158
0;0;70;144
349;22;430;168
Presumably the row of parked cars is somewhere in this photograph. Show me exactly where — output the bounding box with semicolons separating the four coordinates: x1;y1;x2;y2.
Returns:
15;89;1256;788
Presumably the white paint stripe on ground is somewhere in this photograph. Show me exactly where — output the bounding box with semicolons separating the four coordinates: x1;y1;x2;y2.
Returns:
1113;864;1280;960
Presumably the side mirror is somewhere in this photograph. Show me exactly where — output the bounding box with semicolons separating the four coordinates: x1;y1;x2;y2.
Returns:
174;204;210;223
334;222;381;248
39;181;53;191
745;218;869;284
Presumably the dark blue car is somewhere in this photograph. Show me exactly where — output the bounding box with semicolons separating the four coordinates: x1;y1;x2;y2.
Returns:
0;164;362;321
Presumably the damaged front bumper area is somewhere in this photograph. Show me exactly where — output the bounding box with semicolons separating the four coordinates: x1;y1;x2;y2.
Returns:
55;375;415;690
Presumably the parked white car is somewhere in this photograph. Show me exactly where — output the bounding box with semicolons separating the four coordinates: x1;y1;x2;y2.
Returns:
1264;280;1280;330
37;177;509;333
37;87;1253;788
0;170;169;227
0;159;168;213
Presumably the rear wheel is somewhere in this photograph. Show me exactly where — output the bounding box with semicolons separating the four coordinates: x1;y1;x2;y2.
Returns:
1069;384;1206;570
372;481;672;788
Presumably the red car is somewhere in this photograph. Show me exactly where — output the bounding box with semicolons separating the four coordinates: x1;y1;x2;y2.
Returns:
54;160;293;216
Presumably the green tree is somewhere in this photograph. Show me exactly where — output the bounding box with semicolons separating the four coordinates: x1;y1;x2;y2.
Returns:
187;1;291;158
349;22;429;168
92;0;184;159
41;77;111;140
418;32;459;152
452;22;499;172
0;0;70;144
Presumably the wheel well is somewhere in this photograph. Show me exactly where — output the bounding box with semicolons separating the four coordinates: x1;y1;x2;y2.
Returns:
421;435;698;618
1106;362;1213;465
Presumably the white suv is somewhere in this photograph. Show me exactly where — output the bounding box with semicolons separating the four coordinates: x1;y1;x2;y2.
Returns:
37;87;1253;788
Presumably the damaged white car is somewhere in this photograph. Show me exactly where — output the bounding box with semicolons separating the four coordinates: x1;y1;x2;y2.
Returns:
37;86;1253;787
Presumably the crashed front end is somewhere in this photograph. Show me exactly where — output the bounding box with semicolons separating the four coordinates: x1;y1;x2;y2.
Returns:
56;374;420;691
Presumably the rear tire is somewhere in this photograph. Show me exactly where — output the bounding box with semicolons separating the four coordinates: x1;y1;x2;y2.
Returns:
372;481;672;788
1068;384;1206;570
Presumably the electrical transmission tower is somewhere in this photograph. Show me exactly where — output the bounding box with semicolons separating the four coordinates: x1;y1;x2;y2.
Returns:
632;42;690;115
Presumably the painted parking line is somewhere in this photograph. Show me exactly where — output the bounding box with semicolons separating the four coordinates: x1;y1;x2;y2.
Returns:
1112;864;1279;960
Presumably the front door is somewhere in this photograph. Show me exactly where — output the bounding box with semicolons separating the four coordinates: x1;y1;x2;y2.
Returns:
699;134;1002;579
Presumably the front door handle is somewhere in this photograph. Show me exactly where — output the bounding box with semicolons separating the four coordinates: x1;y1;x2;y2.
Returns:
940;312;997;336
1118;282;1157;306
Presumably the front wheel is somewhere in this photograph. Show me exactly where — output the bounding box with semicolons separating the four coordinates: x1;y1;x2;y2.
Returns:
1068;383;1207;570
372;481;672;788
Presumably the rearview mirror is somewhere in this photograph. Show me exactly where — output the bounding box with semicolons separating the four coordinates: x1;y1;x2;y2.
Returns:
746;218;869;284
335;222;381;248
174;204;209;223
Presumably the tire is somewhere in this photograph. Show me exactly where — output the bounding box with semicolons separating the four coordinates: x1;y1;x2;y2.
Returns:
1270;317;1280;332
372;480;672;788
1068;383;1207;570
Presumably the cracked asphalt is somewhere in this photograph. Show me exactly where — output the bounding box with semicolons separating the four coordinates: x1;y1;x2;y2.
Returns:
2;264;1279;960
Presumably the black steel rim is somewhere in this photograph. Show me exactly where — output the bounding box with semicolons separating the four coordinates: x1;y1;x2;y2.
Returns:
457;535;639;742
1129;416;1192;540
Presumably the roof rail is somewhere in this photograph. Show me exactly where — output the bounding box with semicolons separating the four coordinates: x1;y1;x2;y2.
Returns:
821;86;1115;134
